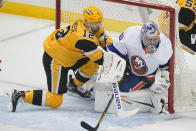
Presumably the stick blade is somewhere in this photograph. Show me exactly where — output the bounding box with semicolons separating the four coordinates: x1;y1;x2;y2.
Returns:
118;108;139;118
80;121;95;131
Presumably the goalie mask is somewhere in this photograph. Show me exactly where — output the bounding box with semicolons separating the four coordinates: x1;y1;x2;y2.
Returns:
141;21;160;53
83;6;103;32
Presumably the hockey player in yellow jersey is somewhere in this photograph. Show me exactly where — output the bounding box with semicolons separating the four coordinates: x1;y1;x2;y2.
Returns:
11;6;112;112
158;0;196;54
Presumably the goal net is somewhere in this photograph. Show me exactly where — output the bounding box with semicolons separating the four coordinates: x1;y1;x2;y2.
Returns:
56;0;196;113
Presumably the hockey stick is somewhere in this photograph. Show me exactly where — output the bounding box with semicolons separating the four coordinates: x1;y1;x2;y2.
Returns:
81;94;114;131
101;36;139;118
112;82;139;118
80;82;139;131
80;68;138;130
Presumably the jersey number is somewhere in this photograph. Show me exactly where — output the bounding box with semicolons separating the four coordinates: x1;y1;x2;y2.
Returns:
185;0;196;12
55;25;70;40
82;30;94;40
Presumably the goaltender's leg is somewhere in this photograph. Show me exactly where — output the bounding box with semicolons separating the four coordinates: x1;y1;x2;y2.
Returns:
94;72;167;114
119;72;154;92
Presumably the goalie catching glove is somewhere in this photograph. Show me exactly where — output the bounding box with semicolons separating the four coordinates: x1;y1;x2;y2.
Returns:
99;51;126;83
150;70;170;94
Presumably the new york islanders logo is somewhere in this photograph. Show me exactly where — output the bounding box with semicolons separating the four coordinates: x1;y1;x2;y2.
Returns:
131;56;148;75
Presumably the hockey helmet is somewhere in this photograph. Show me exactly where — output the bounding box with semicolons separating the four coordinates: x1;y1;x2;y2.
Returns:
83;6;103;23
141;21;160;53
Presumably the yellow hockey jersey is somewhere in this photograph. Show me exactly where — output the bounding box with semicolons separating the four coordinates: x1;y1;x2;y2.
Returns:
177;0;196;14
43;20;106;68
177;0;196;31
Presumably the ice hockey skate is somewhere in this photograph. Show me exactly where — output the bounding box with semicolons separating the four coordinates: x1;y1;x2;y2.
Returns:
11;90;25;112
67;75;92;99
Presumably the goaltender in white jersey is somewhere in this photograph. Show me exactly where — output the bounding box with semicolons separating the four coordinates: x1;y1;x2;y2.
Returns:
95;21;173;114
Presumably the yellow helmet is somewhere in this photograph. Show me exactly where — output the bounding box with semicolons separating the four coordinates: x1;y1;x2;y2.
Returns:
83;6;103;23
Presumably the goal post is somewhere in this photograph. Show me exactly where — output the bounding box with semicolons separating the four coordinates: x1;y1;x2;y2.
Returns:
55;0;196;114
56;0;61;29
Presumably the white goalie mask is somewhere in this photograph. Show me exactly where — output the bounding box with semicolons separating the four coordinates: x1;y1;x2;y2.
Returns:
141;21;160;53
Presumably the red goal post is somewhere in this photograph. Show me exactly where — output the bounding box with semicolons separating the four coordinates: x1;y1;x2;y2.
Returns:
56;0;61;30
55;0;177;114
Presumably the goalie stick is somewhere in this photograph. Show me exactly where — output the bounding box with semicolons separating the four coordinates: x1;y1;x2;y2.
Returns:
101;36;139;118
80;36;139;130
112;82;139;118
80;82;139;131
81;94;114;131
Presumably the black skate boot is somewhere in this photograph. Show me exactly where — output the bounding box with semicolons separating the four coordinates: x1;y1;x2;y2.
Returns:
11;90;25;112
68;75;91;98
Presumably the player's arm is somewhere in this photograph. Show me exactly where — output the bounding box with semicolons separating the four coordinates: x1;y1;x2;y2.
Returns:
150;62;170;94
179;7;196;31
96;26;113;49
159;61;169;70
107;42;126;59
108;31;128;59
150;36;173;94
75;39;103;65
107;31;131;79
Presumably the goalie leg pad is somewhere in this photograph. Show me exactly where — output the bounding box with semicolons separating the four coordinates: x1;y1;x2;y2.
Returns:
94;82;168;114
94;82;116;113
94;83;153;113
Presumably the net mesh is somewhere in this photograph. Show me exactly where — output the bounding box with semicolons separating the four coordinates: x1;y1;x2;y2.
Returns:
139;0;196;110
59;0;196;111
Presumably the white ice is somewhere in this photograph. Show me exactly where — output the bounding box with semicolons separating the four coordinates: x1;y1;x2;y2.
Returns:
0;13;196;131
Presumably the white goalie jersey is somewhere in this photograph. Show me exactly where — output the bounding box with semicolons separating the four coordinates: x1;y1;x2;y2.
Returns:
94;25;173;114
112;26;173;77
